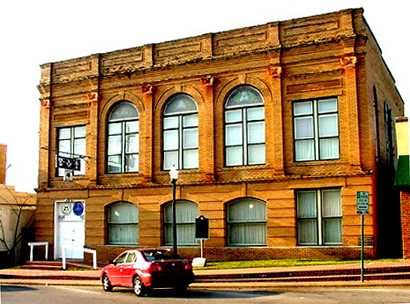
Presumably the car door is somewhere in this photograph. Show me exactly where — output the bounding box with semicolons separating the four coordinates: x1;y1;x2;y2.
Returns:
121;251;137;287
109;252;128;286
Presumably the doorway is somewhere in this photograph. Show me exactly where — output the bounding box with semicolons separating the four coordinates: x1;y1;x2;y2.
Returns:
54;200;85;259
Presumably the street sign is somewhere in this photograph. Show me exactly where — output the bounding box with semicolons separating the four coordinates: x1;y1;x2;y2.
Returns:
57;155;81;171
356;191;369;214
195;215;209;239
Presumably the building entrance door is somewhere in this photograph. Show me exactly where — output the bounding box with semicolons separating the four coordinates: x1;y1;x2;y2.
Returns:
55;201;85;259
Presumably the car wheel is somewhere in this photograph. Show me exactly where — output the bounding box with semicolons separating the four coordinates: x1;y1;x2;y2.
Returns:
133;276;146;297
102;274;113;292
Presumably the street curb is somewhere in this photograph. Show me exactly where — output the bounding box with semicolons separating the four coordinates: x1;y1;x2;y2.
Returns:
2;279;410;289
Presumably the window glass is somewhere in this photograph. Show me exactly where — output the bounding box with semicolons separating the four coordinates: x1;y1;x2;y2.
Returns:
163;94;198;170
227;198;266;246
109;102;138;120
318;98;337;113
295;140;315;161
108;202;138;245
126;121;138;133
225;124;242;146
226;146;243;166
294;101;313;116
225;86;263;108
247;107;264;121
125;252;136;263
143;250;178;261
106;101;139;173
108;136;122;155
59;128;71;140
293;98;339;161
295;117;314;139
74;138;86;155
183;129;198;149
114;252;128;264
323;218;342;244
321;190;341;217
164;94;197;114
247;122;265;144
57;125;86;177
298;219;318;245
164;151;178;170
297;189;342;246
164;116;179;129
224;86;265;167
107;155;121;173
126;134;138;153
183;114;198;127
59;140;71;154
74;126;86;138
125;154;138;172
183;150;198;169
319;115;338;137
108;122;121;135
248;144;265;165
319;138;339;160
164;200;198;246
225;110;242;123
164;130;179;150
297;191;317;218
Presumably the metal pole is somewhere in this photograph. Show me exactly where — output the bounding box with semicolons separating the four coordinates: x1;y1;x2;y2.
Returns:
200;239;204;258
360;213;365;282
172;178;177;256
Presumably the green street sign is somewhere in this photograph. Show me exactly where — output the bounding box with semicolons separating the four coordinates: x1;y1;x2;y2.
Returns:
356;191;369;214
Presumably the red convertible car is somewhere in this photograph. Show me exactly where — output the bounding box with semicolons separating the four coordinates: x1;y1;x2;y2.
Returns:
100;249;194;296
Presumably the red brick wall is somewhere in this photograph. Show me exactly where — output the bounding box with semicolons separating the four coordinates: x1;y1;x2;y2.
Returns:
35;9;402;262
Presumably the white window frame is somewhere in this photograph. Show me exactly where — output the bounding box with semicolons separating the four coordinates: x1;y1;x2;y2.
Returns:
293;97;339;161
224;86;265;167
56;125;86;177
227;198;267;246
162;94;198;170
296;189;342;246
106;102;139;174
163;200;198;246
107;202;139;245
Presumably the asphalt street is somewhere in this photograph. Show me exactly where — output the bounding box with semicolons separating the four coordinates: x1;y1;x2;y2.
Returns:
2;285;410;304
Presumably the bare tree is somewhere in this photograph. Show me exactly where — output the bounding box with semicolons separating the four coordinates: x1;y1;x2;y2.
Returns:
0;185;35;265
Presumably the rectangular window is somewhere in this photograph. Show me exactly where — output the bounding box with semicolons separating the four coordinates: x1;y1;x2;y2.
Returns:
163;113;198;170
57;125;86;176
293;97;339;161
296;189;342;246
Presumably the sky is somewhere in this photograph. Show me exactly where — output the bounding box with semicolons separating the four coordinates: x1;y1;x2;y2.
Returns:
1;0;409;193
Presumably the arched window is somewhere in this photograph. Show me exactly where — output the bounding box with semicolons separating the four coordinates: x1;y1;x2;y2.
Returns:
163;200;198;246
106;101;139;173
224;86;265;166
107;202;139;245
163;94;198;170
227;198;266;246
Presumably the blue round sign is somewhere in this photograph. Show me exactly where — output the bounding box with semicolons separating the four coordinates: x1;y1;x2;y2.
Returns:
73;202;84;216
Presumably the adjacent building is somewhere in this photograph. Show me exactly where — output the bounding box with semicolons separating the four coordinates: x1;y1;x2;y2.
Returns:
0;145;36;264
35;8;404;264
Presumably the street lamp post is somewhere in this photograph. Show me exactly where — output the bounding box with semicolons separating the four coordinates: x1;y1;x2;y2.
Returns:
169;165;179;256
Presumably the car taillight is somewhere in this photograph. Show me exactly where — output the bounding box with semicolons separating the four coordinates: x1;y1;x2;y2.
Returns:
148;263;162;272
184;262;192;271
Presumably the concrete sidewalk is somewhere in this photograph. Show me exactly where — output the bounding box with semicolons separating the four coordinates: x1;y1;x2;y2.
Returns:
1;260;410;288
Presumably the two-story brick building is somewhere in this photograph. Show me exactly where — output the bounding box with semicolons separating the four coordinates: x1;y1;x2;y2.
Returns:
35;8;404;264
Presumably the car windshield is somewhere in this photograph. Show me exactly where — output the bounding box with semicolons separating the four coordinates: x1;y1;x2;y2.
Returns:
142;250;182;261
